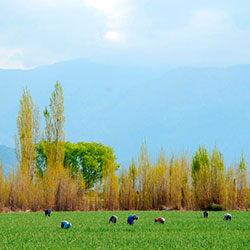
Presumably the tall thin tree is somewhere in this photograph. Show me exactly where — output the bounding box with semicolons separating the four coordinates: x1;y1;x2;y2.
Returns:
16;88;40;179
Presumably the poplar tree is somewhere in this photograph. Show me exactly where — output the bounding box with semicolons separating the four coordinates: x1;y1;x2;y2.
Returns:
210;147;226;205
128;158;138;209
16;88;40;179
226;167;237;209
155;150;169;208
119;168;130;210
138;141;151;209
191;145;210;209
43;81;65;209
168;155;174;206
172;158;182;209
237;153;247;208
119;158;138;210
44;81;65;167
0;162;4;210
180;155;191;209
103;162;119;210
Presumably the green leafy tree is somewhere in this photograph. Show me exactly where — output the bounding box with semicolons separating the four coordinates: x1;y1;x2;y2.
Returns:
36;141;119;189
65;142;119;189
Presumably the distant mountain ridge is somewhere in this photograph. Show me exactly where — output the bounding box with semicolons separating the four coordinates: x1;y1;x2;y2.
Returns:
0;145;16;174
0;59;250;172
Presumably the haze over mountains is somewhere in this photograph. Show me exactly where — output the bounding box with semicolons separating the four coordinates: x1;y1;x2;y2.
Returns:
0;59;250;171
0;145;16;173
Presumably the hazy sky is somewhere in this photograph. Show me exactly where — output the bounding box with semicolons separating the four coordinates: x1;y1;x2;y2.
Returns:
0;0;250;69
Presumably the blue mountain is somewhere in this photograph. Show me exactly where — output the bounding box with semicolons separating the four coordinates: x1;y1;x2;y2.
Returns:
0;145;16;174
0;60;249;170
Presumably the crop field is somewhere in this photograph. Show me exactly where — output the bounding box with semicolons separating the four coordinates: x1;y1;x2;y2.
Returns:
0;211;249;249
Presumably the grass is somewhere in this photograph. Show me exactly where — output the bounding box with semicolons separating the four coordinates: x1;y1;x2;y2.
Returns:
0;211;249;249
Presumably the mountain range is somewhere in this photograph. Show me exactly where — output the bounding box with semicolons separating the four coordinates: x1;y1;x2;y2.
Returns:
0;60;250;171
0;145;16;174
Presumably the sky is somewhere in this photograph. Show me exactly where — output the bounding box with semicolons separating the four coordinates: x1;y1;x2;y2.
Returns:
0;0;250;69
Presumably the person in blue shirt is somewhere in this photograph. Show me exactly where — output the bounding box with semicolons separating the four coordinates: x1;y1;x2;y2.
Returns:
45;209;51;217
127;215;139;225
61;221;72;229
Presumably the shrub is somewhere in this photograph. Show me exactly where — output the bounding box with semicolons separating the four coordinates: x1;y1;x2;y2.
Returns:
204;203;224;211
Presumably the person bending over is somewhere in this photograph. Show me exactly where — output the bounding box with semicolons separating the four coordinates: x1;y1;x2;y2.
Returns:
109;215;118;224
61;221;72;229
45;209;51;217
224;213;232;221
127;215;139;225
155;217;165;224
203;211;208;218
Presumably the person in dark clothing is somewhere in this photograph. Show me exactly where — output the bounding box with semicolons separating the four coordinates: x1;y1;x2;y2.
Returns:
127;215;139;225
224;213;232;221
45;209;51;217
203;211;208;218
109;215;118;224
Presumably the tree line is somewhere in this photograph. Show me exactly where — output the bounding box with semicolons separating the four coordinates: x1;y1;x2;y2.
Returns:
0;81;249;211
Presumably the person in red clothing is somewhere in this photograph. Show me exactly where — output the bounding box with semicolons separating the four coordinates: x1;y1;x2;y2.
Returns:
155;217;165;224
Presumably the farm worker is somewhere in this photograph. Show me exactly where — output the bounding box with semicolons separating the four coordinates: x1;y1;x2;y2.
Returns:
203;211;208;218
45;209;51;217
224;213;232;221
127;215;139;225
155;217;165;224
109;215;118;224
61;221;72;229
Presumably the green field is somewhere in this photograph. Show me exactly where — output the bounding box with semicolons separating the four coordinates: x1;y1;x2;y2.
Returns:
0;211;249;249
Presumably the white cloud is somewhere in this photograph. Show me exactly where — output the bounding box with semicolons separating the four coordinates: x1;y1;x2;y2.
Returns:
0;48;23;57
23;0;133;29
0;47;25;69
83;0;123;12
105;31;120;41
1;1;245;68
18;0;133;43
82;0;130;18
82;0;133;40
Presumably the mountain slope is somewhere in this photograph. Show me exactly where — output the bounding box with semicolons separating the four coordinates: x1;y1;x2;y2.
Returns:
0;145;16;174
0;60;249;167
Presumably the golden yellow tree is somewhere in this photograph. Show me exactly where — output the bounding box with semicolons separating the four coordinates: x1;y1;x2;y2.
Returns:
103;162;119;210
138;141;152;209
43;81;66;209
180;155;191;209
171;158;182;209
44;81;65;168
236;153;247;209
155;150;169;209
15;88;40;210
128;158;138;209
119;168;130;209
191;146;211;209
210;147;226;206
0;162;5;210
16;88;40;179
226;167;237;210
